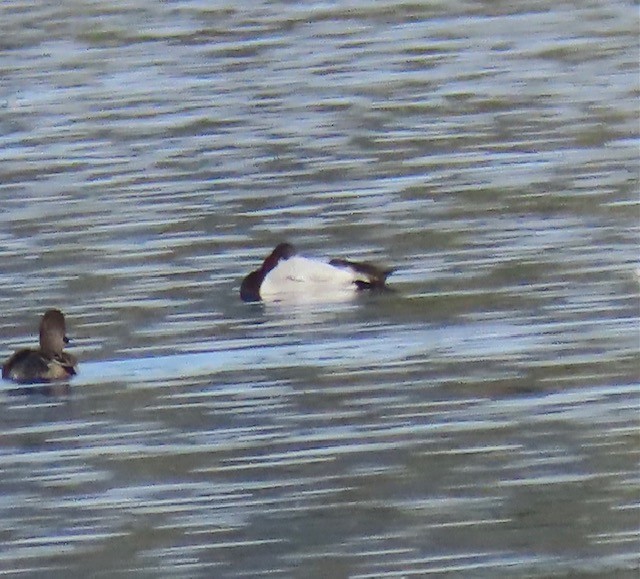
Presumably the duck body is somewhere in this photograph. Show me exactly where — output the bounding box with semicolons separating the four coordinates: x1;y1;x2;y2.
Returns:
2;349;77;383
2;309;77;384
240;243;393;303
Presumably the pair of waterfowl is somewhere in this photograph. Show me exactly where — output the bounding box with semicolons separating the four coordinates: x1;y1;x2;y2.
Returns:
2;242;394;384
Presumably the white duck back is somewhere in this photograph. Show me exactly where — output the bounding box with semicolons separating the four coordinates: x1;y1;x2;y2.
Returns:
260;256;359;302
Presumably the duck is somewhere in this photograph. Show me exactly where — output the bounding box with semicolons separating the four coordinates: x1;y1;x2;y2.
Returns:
2;309;77;384
240;242;394;303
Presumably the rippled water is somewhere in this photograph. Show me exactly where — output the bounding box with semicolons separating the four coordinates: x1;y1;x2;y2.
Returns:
0;1;638;577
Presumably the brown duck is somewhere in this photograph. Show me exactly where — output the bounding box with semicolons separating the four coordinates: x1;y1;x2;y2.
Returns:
2;309;77;384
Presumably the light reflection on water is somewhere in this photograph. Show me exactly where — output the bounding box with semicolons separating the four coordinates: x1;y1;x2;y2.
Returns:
0;0;638;577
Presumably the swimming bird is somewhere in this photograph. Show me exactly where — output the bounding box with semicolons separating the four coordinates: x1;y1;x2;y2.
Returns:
240;242;394;303
2;309;77;384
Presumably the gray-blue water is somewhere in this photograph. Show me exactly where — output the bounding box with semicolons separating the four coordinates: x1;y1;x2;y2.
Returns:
0;1;638;577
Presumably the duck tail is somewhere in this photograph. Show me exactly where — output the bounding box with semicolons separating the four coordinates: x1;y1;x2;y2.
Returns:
329;259;395;290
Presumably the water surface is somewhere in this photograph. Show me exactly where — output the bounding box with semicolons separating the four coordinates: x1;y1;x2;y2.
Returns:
0;1;638;577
